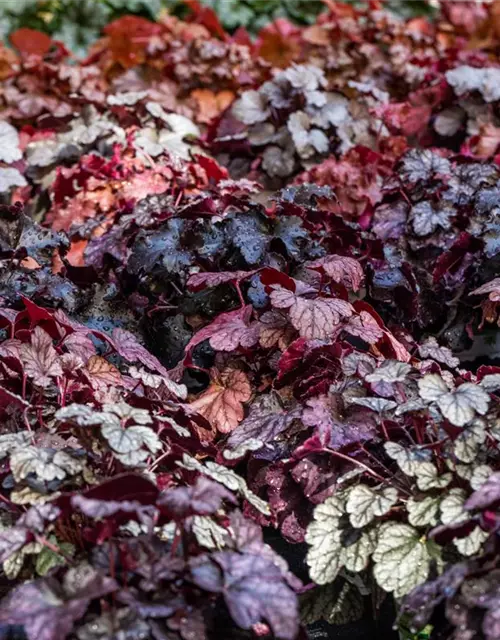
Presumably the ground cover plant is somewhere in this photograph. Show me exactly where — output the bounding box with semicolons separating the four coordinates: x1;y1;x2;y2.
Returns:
3;2;500;640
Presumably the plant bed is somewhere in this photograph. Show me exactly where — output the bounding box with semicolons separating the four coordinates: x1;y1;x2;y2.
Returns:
1;2;500;640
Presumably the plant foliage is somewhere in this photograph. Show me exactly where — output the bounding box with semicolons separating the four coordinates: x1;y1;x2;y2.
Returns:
0;2;500;640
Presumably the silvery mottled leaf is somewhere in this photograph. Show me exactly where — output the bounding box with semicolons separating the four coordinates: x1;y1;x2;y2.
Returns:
479;374;500;391
373;523;435;598
102;403;152;425
262;145;295;178
232;90;270;125
287;111;328;159
384;442;432;476
395;399;426;416
416;462;452;491
107;91;148;106
453;421;486;463
0;431;31;460
305;495;346;584
191;516;227;550
0;122;23;163
433;107;464;137
178;455;270;515
343;528;378;573
365;360;411;384
439;488;468;525
470;464;493;490
410;201;453;237
350;397;397;412
10;447;83;482
4;542;42;579
0;527;29;564
446;65;500;102
56;404;103;426
407;496;440;527
0;167;27;192
399;149;451;183
300;581;363;626
283;64;326;93
418;337;460;368
101;423;161;458
346;484;398;528
454;526;488;556
418;374;489;427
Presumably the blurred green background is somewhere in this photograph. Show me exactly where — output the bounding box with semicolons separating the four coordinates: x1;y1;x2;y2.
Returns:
0;0;437;57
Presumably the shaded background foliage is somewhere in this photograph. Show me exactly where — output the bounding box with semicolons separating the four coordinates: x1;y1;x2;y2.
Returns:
0;0;436;56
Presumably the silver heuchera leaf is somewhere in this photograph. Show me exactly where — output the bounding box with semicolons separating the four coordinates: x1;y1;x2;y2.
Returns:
365;360;411;384
446;65;500;102
0;122;23;163
10;447;83;482
0;432;31;460
453;420;486;463
416;462;452;491
346;485;398;528
384;442;432;476
56;404;103;427
191;516;227;550
305;496;346;584
418;337;459;368
343;528;378;572
372;523;436;598
479;374;500;392
300;581;363;626
407;496;440;527
418;374;490;427
470;464;493;490
440;488;468;525
454;526;488;556
178;455;270;516
232;90;270;125
350;397;397;412
410;201;453;237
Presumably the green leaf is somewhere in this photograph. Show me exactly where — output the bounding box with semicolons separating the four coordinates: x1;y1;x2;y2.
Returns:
373;524;438;598
300;580;364;626
407;495;439;527
415;462;452;491
35;537;75;576
346;484;398;528
305;496;346;584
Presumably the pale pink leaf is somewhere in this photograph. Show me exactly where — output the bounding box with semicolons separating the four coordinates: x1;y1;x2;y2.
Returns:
307;255;364;291
190;369;252;434
20;326;63;388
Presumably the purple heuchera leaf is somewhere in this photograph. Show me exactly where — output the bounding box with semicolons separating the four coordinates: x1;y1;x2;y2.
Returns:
0;566;117;640
225;394;302;456
158;476;236;519
465;472;500;511
190;551;299;640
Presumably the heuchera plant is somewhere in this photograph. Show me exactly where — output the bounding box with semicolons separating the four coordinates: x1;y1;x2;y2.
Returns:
2;2;500;640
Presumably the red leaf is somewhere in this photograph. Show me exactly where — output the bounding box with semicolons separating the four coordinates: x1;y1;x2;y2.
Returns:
184;306;259;363
10;29;52;59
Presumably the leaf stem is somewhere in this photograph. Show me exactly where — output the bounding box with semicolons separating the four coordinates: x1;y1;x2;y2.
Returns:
327;449;386;482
